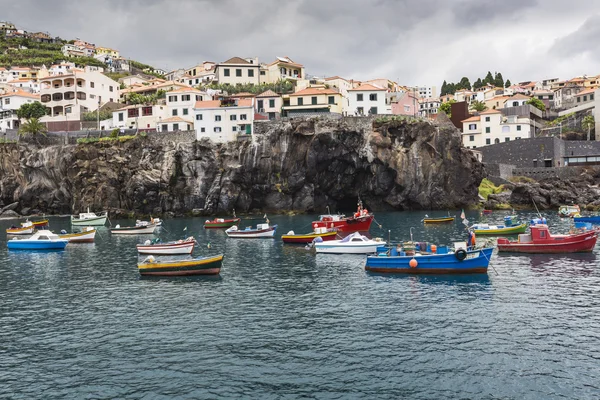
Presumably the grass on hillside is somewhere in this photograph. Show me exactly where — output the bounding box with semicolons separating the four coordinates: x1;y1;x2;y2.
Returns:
479;178;505;200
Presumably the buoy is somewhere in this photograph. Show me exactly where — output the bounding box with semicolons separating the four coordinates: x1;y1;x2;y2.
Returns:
409;258;418;268
313;223;318;228
431;245;437;253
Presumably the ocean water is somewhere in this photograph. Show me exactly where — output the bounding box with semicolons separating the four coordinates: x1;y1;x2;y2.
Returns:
0;210;599;399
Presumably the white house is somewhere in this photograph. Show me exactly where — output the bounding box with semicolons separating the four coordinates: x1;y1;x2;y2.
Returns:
461;109;532;149
7;78;40;93
417;85;437;98
418;97;440;117
215;57;260;86
255;89;282;120
112;104;169;132
194;98;254;143
503;93;530;108
166;87;210;122
0;90;41;132
347;83;388;115
118;74;150;87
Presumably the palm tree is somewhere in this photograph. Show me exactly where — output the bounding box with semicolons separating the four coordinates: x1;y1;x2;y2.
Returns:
582;115;595;141
18;117;47;140
470;100;488;112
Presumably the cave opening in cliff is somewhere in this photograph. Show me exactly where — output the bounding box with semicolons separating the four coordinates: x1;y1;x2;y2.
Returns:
336;196;362;213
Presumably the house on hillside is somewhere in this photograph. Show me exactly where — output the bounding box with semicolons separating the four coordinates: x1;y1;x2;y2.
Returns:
0;90;41;132
261;57;304;84
461;107;536;149
112;104;169;132
95;47;120;59
503;93;531;108
214;57;260;86
282;87;344;117
348;84;388;115
255;90;282;120
194;98;255;142
391;91;419;116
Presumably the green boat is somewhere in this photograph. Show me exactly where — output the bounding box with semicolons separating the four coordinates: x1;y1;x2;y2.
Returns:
472;222;528;235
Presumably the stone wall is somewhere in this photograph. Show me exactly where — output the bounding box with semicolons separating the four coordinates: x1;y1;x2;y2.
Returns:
485;163;514;179
479;136;563;168
513;166;583;180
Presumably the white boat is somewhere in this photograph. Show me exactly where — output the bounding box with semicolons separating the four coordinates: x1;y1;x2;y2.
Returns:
225;223;277;238
71;208;108;226
110;223;157;235
59;227;96;243
136;237;196;255
7;230;68;250
6;221;34;235
314;232;383;254
136;218;162;227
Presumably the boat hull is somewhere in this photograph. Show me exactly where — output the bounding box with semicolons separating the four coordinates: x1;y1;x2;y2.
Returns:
6;227;34;235
497;235;597;253
312;215;373;233
474;223;528;235
225;226;276;238
137;241;195;255
282;231;338;244
365;248;493;274
204;218;241;229
423;217;455;224
59;230;96;243
315;242;381;254
574;216;600;224
27;220;49;228
71;215;107;226
110;224;157;235
138;255;223;276
7;240;68;250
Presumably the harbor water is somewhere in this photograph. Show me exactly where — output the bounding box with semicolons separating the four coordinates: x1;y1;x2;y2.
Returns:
1;210;599;399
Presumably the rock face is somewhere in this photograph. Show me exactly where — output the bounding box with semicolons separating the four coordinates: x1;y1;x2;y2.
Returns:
0;116;484;216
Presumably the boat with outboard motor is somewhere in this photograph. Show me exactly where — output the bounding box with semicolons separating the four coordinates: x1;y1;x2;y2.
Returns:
225;223;277;238
71;208;108;226
497;224;598;253
110;223;157;235
7;230;69;250
311;202;374;233
558;205;581;218
138;254;224;276
6;221;35;235
313;232;383;254
472;215;528;235
136;237;197;255
59;227;97;243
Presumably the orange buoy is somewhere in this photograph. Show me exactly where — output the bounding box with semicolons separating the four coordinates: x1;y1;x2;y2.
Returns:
431;245;437;254
409;258;418;268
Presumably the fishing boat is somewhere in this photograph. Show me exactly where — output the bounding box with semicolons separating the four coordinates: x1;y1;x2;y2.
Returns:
365;243;494;274
204;217;241;229
59;227;96;243
574;215;600;224
423;216;455;224
472;216;528;235
314;232;383;254
150;217;162;226
281;227;338;244
311;202;374;233
225;223;277;238
136;237;196;255
71;208;108;226
481;209;493;215
7;230;68;250
110;223;157;235
558;205;581;218
138;254;224;276
23;219;49;228
6;221;35;235
497;224;598;253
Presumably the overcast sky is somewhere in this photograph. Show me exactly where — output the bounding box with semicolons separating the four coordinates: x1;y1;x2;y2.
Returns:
5;0;600;87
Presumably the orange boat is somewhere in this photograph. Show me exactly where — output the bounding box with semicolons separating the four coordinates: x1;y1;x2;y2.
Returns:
7;221;34;235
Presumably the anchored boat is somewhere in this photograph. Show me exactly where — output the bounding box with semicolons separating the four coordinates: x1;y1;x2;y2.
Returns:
574;215;600;224
6;221;35;235
7;230;68;250
59;227;97;243
558;205;581;218
423;216;455;224
281;227;338;244
71;208;108;226
204;217;241;229
497;224;598;253
136;237;196;255
110;223;157;235
225;223;277;238
314;232;382;254
138;254;224;276
472;216;528;235
23;219;49;229
311;202;373;233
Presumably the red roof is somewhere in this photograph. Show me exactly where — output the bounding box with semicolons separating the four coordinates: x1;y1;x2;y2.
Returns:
461;116;480;123
290;87;340;96
348;84;386;91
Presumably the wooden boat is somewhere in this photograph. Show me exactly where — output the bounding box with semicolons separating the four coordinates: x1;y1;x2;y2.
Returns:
281;227;338;244
423;216;455;224
574;215;600;224
110;223;157;235
366;245;493;274
6;221;34;235
558;205;580;218
71;208;108;226
136;237;196;255
472;216;528;235
225;223;277;238
314;232;383;254
23;219;49;228
138;254;224;276
204;217;241;229
497;224;598;253
312;202;373;233
481;209;493;215
59;227;96;243
7;230;68;250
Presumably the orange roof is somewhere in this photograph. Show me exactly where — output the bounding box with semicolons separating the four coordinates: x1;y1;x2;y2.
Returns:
324;76;348;82
348;83;386;91
256;89;280;98
461;116;480;123
509;94;531;100
195;100;221;109
232;92;255;97
0;90;40;99
479;109;502;115
220;56;251;65
268;57;303;68
290;87;340;96
577;88;596;96
167;87;202;93
161;116;193;124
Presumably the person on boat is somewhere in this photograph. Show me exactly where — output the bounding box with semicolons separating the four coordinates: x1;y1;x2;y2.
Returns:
467;229;476;250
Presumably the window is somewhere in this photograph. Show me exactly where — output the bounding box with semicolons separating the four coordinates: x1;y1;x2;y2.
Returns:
168;95;177;102
162;124;168;131
505;137;510;142
196;114;203;120
258;100;264;110
240;114;247;120
90;82;95;88
196;95;201;101
182;95;190;101
485;116;490;122
584;95;588;101
173;123;179;131
469;124;477;130
370;107;378;115
248;69;254;77
328;96;335;105
469;135;474;142
485;127;490;133
214;127;222;132
591;94;595;100
357;94;363;101
183;108;188;115
127;108;139;118
269;99;275;108
566;89;571;95
224;69;230;77
486;138;491;145
298;98;303;106
512;101;518;106
4;98;9;105
230;114;237;121
233;126;237;132
494;138;500;144
200;127;205;132
517;125;522;131
118;112;123;122
540;230;546;238
577;97;581;103
215;115;221;121
172;109;178;116
142;106;152;116
311;96;317;105
369;93;377;101
109;86;113;92
404;105;410;112
502;126;510;133
260;71;266;76
236;69;242;77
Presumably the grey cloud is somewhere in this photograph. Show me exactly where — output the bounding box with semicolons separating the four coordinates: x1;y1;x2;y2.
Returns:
550;14;600;59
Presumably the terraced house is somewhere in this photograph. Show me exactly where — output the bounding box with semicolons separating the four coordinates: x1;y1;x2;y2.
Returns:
215;57;260;86
282;87;344;117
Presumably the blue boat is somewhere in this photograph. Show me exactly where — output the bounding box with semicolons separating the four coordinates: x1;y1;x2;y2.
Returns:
574;216;600;224
365;244;493;274
7;230;68;251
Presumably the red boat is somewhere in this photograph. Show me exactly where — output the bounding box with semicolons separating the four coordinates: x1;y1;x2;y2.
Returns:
204;217;241;229
312;202;374;233
481;209;492;215
497;224;598;253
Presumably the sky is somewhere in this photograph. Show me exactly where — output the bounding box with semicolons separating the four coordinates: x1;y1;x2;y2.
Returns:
4;0;600;88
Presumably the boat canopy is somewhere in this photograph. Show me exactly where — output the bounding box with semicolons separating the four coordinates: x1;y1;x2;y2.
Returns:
340;232;366;243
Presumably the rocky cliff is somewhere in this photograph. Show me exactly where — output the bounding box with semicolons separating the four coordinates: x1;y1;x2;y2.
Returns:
0;116;484;217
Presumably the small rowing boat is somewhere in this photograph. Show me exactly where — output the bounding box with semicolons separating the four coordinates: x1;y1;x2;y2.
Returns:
225;223;277;238
138;254;224;276
6;221;34;235
558;205;580;218
423;216;455;224
71;208;108;226
59;227;96;243
472;216;528;235
136;237;196;255
281;227;338;244
23;219;49;228
110;223;157;235
204;217;241;229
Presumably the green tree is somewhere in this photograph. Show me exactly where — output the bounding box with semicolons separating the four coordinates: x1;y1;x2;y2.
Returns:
458;77;471;90
582;115;595;141
16;101;47;119
471;100;488;112
473;78;483;90
439;99;456;116
18;117;47;138
505;79;512;88
526;97;546;112
494;72;504;88
483;71;494;85
441;80;448;96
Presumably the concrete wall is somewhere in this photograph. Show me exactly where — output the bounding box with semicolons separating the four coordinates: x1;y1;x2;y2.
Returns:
513;166;584;180
479;136;563;168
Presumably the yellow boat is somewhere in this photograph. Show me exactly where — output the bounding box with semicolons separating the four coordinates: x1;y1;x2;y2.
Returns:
138;254;224;276
423;217;455;224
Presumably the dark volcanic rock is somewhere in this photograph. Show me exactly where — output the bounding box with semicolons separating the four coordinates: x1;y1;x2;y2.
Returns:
0;117;484;215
